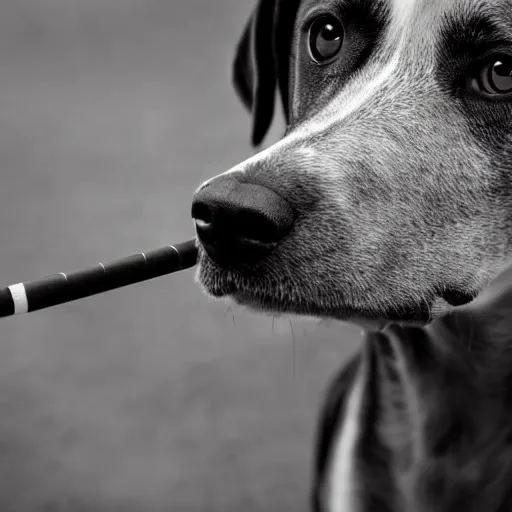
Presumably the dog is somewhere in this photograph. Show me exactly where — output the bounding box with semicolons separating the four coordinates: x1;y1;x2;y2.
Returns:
311;266;512;511
191;0;512;510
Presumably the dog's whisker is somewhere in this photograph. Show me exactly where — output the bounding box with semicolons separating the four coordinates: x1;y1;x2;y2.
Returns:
192;0;512;509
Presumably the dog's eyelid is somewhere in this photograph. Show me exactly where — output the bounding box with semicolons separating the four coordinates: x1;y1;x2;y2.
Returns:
473;42;512;59
466;50;512;73
465;48;512;71
300;7;343;33
440;13;512;61
469;55;512;99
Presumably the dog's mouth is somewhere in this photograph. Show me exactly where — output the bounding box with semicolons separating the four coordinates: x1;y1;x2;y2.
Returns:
195;249;457;325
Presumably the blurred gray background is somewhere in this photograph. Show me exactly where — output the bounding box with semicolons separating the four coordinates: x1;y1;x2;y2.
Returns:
0;1;361;510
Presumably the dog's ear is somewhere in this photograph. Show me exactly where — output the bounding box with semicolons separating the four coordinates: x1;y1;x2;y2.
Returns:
233;0;298;147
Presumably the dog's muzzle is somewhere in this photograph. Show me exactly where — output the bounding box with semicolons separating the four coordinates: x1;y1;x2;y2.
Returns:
191;176;294;267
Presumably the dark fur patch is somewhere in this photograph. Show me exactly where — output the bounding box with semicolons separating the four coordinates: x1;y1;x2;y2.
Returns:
290;0;390;124
313;311;512;510
195;0;512;509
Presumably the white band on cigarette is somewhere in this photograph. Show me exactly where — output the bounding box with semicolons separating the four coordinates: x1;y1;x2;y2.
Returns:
8;283;28;315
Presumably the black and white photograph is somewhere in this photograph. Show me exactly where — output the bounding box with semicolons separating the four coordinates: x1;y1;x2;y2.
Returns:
0;0;511;511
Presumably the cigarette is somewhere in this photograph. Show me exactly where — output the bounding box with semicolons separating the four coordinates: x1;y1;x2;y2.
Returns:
0;239;198;318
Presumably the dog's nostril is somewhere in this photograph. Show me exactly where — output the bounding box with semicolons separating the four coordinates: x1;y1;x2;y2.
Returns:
191;203;213;226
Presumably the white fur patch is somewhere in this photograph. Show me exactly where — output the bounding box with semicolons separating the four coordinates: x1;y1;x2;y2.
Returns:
391;0;418;27
326;365;366;512
296;53;401;139
207;12;412;186
204;48;402;187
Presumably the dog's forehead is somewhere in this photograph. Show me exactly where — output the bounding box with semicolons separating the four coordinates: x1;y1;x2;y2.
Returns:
392;0;512;18
296;0;512;29
398;0;512;29
289;0;512;127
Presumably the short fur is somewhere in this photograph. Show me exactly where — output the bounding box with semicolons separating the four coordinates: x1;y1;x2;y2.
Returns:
196;0;512;324
311;265;512;511
193;0;512;510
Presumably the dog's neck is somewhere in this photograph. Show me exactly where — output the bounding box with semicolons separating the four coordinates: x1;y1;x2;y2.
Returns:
337;317;512;511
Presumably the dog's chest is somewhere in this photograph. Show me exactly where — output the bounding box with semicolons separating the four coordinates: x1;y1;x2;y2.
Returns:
315;321;512;512
324;363;367;512
316;325;452;511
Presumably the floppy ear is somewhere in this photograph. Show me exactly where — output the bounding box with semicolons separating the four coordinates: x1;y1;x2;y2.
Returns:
233;0;298;147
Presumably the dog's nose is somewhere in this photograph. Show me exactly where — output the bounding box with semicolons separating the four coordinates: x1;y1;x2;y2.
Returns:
191;176;294;267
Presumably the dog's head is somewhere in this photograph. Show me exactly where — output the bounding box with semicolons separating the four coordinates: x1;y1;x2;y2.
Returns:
192;0;512;324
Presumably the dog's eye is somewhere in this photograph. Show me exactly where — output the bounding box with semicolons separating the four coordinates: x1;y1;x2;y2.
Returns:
308;16;344;64
476;56;512;96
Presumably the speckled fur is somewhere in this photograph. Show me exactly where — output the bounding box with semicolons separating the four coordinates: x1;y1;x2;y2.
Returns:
311;257;512;511
194;1;512;510
195;0;512;324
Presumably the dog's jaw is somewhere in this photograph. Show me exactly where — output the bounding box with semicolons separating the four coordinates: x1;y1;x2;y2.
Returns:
196;248;437;325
